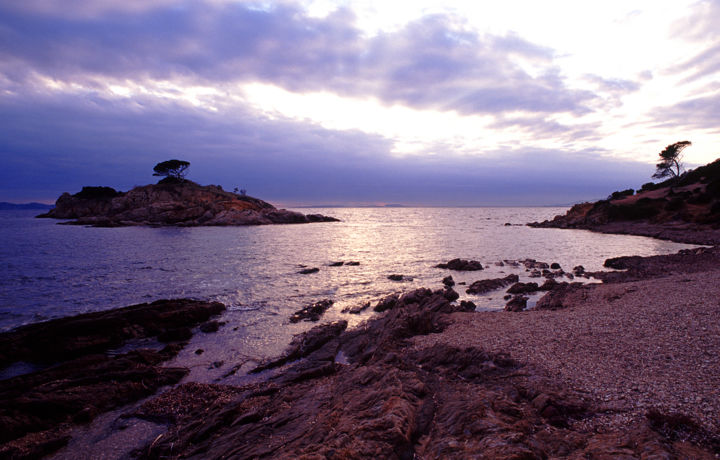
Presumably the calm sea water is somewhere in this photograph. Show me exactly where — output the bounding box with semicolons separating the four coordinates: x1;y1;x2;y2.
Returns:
0;207;697;381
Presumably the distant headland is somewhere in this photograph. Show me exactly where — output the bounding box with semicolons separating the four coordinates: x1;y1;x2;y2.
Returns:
530;156;720;245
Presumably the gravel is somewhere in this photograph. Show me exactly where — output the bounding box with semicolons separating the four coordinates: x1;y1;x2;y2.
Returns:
413;268;720;434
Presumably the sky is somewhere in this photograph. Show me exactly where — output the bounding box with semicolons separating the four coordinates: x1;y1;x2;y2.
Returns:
1;0;719;206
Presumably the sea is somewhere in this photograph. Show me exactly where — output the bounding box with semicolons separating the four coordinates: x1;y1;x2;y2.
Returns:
0;207;698;381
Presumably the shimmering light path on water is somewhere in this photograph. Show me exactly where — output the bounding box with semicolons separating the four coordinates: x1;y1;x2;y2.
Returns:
0;208;696;380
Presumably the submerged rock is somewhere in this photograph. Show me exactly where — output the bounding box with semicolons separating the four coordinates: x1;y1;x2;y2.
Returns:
289;299;334;323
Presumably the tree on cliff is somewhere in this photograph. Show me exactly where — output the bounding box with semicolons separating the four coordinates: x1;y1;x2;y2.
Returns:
652;141;691;181
153;159;190;181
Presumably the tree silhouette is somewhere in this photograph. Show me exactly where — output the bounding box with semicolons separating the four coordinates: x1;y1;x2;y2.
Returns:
652;141;691;181
153;159;190;181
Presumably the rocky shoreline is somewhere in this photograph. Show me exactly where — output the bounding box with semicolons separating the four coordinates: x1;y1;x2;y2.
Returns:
2;237;719;458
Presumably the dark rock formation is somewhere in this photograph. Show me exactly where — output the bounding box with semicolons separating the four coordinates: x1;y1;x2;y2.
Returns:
387;274;407;281
465;274;519;295
505;295;528;312
137;286;714;459
251;321;348;374
0;299;225;459
0;299;225;368
374;294;399;312
342;302;371;314
535;284;583;310
329;261;344;266
442;275;455;287
345;261;361;266
37;181;339;227
507;282;540;294
435;258;483;271
289;299;334;323
298;267;320;274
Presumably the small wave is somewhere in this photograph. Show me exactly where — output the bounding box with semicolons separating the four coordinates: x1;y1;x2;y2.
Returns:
228;305;262;312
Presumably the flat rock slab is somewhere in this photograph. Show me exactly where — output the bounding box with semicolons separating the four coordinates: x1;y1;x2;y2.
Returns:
0;299;225;459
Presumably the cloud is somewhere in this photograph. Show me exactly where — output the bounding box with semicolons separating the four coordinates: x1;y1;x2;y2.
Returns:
0;1;595;116
0;84;650;205
650;92;720;130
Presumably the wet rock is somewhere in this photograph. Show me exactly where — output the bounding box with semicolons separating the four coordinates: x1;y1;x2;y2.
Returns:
573;265;586;276
251;321;348;373
387;274;407;281
551;262;561;269
345;261;361;266
523;259;550;270
466;274;519;295
505;295;528;312
158;327;192;342
436;258;484;271
342;302;371;314
373;294;399;312
298;267;320;275
442;275;455;287
0;299;225;368
289;299;334;323
441;287;459;302
138;286;714;460
535;284;582;310
199;320;222;333
459;300;476;311
539;278;561;291
0;299;224;458
506;282;540;294
328;261;344;267
529;269;542;278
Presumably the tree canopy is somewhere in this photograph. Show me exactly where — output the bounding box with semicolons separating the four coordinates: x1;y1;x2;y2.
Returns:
153;159;190;181
652;141;691;181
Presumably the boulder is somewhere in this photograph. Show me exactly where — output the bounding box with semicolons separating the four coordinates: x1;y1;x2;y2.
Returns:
505;295;528;312
289;299;334;323
466;274;519;295
435;258;483;271
442;275;455;287
506;282;540;294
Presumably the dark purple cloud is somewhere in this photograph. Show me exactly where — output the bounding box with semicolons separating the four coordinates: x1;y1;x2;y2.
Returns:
0;85;651;205
0;2;595;115
650;92;720;129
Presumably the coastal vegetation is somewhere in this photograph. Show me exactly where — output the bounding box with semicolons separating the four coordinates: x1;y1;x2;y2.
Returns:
152;159;191;182
652;141;691;181
531;156;720;245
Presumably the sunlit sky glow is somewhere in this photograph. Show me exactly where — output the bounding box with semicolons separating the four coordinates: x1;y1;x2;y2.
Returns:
1;0;719;205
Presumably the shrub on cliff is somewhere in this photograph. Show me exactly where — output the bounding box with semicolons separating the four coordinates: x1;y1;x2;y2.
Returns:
608;189;634;200
73;186;122;200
